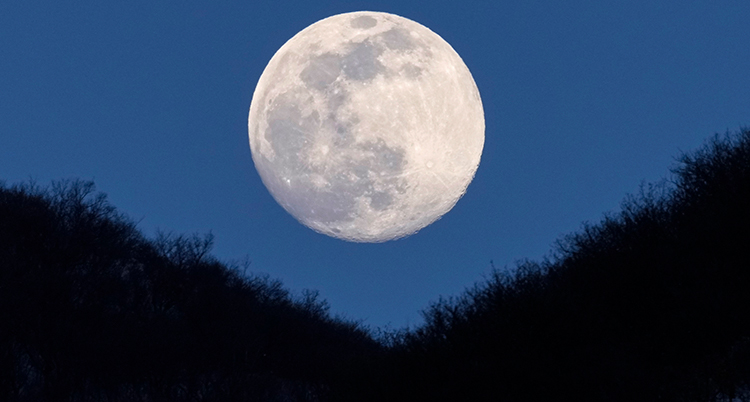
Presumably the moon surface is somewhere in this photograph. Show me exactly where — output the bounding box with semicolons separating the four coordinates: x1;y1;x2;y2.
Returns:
248;11;484;242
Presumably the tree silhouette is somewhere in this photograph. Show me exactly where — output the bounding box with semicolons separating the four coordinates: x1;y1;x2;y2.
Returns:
2;127;750;401
332;128;750;402
0;180;380;401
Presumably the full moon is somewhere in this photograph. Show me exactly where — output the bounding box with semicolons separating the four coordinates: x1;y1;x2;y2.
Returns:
248;11;484;242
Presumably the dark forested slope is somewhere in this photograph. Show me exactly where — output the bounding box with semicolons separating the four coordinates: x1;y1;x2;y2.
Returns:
2;128;749;402
0;181;380;401
338;129;750;402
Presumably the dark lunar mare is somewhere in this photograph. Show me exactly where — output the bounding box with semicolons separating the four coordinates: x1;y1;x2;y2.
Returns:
262;22;423;226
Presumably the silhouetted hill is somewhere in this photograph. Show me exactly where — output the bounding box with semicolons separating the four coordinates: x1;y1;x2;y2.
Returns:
0;180;380;401
334;129;750;402
2;128;749;401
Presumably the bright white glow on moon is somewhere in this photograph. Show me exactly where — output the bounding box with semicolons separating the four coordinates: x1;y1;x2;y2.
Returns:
248;11;484;242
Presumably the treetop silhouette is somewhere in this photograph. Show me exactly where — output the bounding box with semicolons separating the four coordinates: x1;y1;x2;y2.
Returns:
1;128;749;401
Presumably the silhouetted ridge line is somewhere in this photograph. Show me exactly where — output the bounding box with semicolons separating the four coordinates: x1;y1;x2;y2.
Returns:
0;180;379;401
333;129;750;402
2;128;750;401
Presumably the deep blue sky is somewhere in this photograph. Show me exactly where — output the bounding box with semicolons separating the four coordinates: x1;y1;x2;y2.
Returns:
2;1;748;330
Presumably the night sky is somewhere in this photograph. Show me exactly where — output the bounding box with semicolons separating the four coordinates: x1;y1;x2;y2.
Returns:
2;0;748;330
